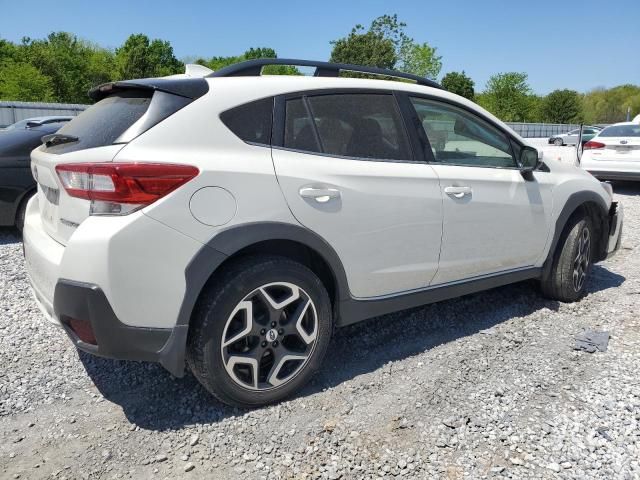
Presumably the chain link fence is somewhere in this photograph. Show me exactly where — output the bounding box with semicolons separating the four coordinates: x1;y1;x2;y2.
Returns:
506;122;584;138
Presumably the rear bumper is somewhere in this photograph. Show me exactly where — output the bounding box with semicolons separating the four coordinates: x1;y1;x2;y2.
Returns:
53;280;188;375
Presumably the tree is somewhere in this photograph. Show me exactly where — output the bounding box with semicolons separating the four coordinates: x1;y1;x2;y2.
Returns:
539;89;583;123
21;32;106;103
115;34;183;80
479;72;532;122
441;71;475;100
401;42;442;80
329;26;396;69
582;85;640;124
330;14;441;79
201;47;300;75
0;61;54;101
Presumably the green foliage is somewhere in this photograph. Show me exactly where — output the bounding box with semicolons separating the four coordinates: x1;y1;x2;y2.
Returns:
0;60;54;101
330;26;396;69
539;89;583;123
582;85;640;124
441;71;475;100
330;14;441;79
479;72;533;122
401;43;442;80
115;34;183;80
202;47;300;75
20;32;113;103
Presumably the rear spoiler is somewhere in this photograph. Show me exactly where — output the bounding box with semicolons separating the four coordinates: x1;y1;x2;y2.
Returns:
89;77;209;101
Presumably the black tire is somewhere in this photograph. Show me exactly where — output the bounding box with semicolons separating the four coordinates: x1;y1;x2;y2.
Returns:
15;192;34;232
186;255;333;408
553;138;563;146
541;214;594;302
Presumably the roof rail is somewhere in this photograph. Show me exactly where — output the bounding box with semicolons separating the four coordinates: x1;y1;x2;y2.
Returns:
207;58;442;89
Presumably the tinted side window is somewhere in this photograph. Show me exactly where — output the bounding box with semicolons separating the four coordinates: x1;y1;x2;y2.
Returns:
284;98;321;153
220;97;273;145
307;94;410;161
410;98;516;168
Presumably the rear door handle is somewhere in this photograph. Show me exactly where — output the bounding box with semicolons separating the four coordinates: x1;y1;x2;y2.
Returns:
444;186;472;198
299;187;341;203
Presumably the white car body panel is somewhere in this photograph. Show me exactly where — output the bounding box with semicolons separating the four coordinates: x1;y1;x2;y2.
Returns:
430;164;554;284
272;148;443;297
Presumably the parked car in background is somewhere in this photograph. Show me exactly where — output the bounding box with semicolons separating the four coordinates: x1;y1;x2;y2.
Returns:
581;122;640;180
0;117;71;230
1;116;72;131
549;126;602;146
23;59;622;407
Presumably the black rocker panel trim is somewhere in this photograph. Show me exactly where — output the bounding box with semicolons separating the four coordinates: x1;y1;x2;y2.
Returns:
338;267;542;326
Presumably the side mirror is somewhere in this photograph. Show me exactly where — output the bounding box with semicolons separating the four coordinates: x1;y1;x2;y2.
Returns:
519;146;541;178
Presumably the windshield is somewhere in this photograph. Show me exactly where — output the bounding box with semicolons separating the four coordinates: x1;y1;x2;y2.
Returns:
599;125;640;137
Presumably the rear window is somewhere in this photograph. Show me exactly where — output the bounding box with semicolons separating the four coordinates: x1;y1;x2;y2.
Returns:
220;97;273;145
599;125;640;137
47;90;152;153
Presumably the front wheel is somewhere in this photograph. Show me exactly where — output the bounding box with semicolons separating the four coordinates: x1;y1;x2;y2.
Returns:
187;255;333;407
541;215;594;302
553;138;563;146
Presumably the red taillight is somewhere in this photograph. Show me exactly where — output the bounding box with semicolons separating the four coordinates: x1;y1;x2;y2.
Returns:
55;162;199;209
583;141;605;150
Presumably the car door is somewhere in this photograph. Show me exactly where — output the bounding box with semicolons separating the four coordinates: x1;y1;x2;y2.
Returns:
407;96;553;285
271;91;443;298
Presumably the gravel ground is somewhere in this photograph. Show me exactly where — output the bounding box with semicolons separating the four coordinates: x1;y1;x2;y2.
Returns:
1;184;639;480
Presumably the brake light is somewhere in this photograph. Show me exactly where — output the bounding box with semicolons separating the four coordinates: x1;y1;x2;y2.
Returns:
56;163;199;215
583;141;605;150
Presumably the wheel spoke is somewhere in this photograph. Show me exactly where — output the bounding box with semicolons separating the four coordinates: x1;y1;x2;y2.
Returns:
259;283;300;311
221;300;253;347
266;347;308;387
225;355;259;389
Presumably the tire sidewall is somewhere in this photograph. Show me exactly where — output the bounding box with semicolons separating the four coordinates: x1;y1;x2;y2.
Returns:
559;217;594;300
195;258;332;407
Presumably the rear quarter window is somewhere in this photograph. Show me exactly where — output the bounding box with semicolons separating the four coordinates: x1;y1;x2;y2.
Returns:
220;97;274;145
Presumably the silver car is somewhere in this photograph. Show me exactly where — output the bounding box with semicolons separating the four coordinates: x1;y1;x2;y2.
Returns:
549;126;601;146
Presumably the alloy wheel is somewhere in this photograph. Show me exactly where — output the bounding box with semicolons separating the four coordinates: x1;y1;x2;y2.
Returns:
572;227;591;292
220;282;319;391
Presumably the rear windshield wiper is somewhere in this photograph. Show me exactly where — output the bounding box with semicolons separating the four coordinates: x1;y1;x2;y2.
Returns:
42;133;79;147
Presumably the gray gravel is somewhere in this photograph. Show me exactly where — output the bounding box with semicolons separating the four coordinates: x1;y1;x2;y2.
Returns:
1;184;640;479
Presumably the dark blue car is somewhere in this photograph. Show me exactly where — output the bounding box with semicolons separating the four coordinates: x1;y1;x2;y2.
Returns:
0;116;71;230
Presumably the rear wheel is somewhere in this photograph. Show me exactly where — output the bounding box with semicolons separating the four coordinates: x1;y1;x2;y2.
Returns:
553;138;563;146
187;255;332;407
541;215;594;302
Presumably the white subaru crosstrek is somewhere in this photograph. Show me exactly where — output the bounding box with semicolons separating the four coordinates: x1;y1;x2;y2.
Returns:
23;59;623;407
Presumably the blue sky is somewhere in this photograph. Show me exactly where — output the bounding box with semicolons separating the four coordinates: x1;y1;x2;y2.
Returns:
2;0;639;94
